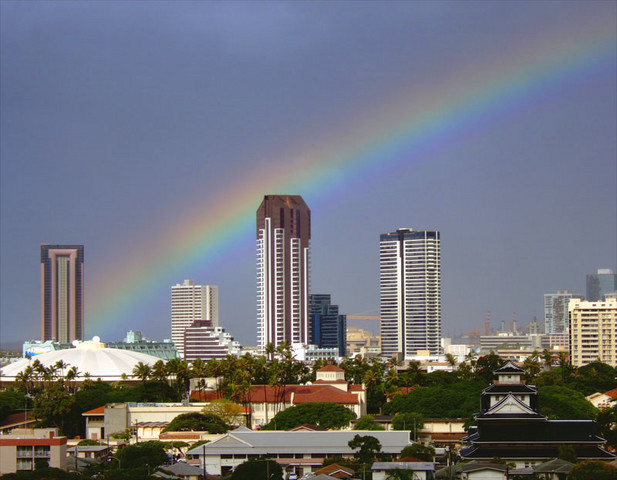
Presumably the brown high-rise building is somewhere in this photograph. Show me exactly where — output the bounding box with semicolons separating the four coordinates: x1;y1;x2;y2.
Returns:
41;244;84;343
256;195;311;350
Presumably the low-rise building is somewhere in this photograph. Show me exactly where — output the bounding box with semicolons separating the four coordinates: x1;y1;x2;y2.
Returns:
372;461;435;480
186;427;413;477
0;428;67;474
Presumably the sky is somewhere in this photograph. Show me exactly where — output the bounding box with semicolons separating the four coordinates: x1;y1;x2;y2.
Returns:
1;1;616;349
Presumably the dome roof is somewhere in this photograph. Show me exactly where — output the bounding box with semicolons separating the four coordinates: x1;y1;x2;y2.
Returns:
0;338;161;382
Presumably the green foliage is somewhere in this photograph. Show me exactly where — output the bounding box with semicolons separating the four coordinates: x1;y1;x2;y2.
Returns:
262;402;356;430
354;415;385;430
0;388;29;421
114;441;168;470
77;439;105;446
231;459;283;480
567;362;617;396
385;469;417;480
474;353;503;384
202;398;243;425
596;404;617;450
348;434;382;464
538;385;598;420
0;466;84;479
33;381;76;431
383;380;484;418
161;412;229;433
399;443;435;462
568;460;617;480
391;412;424;433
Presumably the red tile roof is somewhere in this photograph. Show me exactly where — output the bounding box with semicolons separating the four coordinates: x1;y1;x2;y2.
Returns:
604;388;617;399
0;412;38;429
315;463;355;477
190;384;361;405
82;406;105;415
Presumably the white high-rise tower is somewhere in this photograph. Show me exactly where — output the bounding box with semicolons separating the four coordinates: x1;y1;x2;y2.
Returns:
256;195;311;351
171;280;218;358
380;228;441;358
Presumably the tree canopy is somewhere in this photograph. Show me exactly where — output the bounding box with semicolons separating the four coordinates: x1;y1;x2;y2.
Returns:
162;412;229;433
262;402;356;430
231;459;283;480
114;441;168;470
538;385;598;420
348;434;382;464
353;415;385;431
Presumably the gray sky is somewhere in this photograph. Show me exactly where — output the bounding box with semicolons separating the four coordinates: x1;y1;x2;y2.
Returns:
1;1;616;348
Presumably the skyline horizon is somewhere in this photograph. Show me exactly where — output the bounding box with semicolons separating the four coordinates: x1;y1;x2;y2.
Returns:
2;2;615;349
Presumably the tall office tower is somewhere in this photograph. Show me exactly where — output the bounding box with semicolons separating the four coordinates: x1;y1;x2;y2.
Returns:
569;295;617;367
380;228;441;358
586;269;617;302
309;294;347;357
41;244;84;343
171;280;218;358
257;195;311;351
544;291;584;334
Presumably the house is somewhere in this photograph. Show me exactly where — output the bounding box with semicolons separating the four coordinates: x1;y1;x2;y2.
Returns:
186;426;412;477
372;461;435;480
190;365;366;428
0;428;67;474
67;444;110;462
587;387;617;409
313;462;355;478
157;461;205;480
460;360;615;468
459;462;507;480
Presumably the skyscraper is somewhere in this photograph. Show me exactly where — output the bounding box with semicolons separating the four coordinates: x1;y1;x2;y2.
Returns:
171;280;218;358
569;295;617;367
544;290;584;334
41;244;84;343
380;228;441;358
586;269;617;302
257;195;311;351
309;294;347;357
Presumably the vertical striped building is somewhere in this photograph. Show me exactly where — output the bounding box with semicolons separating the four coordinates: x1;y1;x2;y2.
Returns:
380;229;441;358
256;195;311;351
41;244;84;343
171;280;218;358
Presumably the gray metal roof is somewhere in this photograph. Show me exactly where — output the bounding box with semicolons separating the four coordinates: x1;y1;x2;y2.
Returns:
187;429;412;456
372;461;435;471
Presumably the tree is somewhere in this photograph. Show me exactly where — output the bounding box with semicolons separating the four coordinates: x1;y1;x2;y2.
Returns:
353;415;385;431
132;362;151;382
114;441;168;470
399;443;435;462
538;385;598;420
391;412;424;437
386;469;417;480
474;353;502;383
568;460;617;480
202;398;244;426
348;434;382;464
231;459;283;480
33;381;76;432
162;412;229;433
262;402;356;430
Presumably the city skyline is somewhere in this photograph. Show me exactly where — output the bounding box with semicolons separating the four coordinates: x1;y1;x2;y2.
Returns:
1;3;615;347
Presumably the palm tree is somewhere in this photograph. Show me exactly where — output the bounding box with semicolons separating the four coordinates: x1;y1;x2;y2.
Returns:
445;353;457;368
132;362;151;382
151;360;168;382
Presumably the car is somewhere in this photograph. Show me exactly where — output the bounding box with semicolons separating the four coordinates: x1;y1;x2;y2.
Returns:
287;474;298;480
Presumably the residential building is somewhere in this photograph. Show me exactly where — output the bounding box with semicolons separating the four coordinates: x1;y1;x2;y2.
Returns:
544;291;584;334
171;280;218;358
256;195;311;351
0;428;67;474
41;244;84;343
586;268;617;301
460;360;614;466
346;326;381;357
182;324;242;361
309;294;347;357
380;229;441;358
187;427;412;477
569;295;617;367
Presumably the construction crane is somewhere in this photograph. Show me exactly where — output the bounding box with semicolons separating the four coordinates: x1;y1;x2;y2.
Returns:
347;308;381;321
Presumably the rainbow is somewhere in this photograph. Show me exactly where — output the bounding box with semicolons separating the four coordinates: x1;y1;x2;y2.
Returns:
88;14;616;337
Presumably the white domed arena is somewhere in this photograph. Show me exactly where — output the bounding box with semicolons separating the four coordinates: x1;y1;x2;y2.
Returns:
0;337;160;382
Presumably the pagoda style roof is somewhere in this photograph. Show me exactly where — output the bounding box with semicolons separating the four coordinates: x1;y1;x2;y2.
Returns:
476;393;546;420
468;420;606;444
493;360;524;374
483;384;536;394
460;445;615;460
